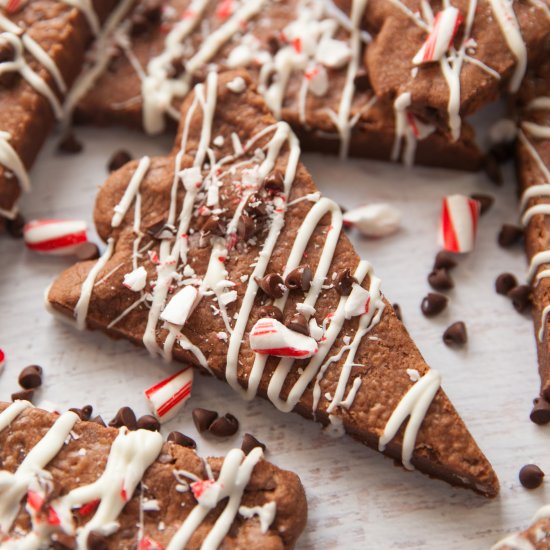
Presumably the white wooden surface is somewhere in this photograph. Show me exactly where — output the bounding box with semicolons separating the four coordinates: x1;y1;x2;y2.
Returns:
1;125;549;549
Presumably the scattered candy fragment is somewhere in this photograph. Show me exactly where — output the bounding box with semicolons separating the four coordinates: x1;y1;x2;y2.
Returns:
343;203;401;238
24;219;89;255
123;266;148;292
144;367;193;423
160;285;200;326
439;194;480;253
250;318;318;358
344;283;371;319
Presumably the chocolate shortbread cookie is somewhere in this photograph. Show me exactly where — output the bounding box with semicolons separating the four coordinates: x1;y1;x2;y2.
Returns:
48;70;498;497
71;0;482;170
0;0;127;221
515;54;550;413
492;506;550;549
0;400;307;548
363;0;550;139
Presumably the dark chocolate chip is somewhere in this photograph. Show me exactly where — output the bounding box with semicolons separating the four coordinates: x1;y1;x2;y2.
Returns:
75;242;100;261
108;406;137;430
263;170;284;194
421;293;448;317
286;313;310;336
442;321;467;347
6;212;25;238
11;389;34;402
69;405;93;421
18;364;43;389
245;193;267;218
108;150;132;172
353;68;370;91
167;431;197;449
285;265;312;292
530;396;550;425
489;142;515;163
495;273;518;296
241;433;266;455
256;273;285;299
334;268;357;296
237;214;257;241
470;193;494;216
146;220;177;241
136;414;160;432
392;303;402;321
58;133;83;154
87;531;109;550
498;224;523;248
208;413;239;437
267;34;281;55
519;464;545;489
90;415;106;427
192;408;218;432
200;215;225;236
507;285;531;313
483;153;503;185
259;305;284;322
433;251;457;270
428;268;454;291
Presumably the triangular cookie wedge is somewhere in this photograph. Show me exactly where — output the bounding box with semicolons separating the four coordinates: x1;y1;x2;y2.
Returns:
48;70;499;497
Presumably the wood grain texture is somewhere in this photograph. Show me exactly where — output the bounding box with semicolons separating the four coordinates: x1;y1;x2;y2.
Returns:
0;125;549;549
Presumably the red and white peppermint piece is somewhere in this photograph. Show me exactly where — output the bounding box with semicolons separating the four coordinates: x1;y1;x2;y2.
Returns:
160;285;200;326
190;479;222;508
344;284;371;320
305;64;328;97
179;166;202;192
250;318;318;358
123;266;148;292
343;203;401;238
439;194;480;253
144;366;193;423
0;348;5;372
413;7;463;65
138;537;162;550
23;219;88;255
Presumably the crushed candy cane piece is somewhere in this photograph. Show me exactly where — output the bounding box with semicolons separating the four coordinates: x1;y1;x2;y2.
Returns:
308;318;324;341
439;194;480;253
250;318;318;358
160;285;200;325
306;64;328;97
0;348;4;372
179;166;202;192
227;76;247;94
144;367;193;423
316;38;351;68
190;479;222;508
413;7;463;64
23;219;88;255
123;266;147;292
344;284;371;320
138;536;162;550
343;203;401;238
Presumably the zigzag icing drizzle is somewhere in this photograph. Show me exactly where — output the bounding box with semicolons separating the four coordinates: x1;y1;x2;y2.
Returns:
72;70;441;470
0;401;270;548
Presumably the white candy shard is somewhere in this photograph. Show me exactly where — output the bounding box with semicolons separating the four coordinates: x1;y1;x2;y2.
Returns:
123;266;147;292
160;286;200;326
179;166;203;192
306;64;329;97
190;479;223;508
226;76;247;93
250;318;318;358
316;38;351;68
344;283;371;320
343;203;401;238
144;367;194;422
308;318;324;341
24;219;88;255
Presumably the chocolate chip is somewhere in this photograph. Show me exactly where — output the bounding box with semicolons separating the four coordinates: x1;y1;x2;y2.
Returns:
237;214;257;241
263;170;284;194
75;242;100;261
6;212;25;238
495;273;518;296
69;405;93;421
421;293;448;317
147;221;176;241
256;273;285;299
498;224;523;248
18;365;43;389
433;251;457;270
90;415;106;427
470;193;494;216
245;193;267;218
286;313;309;336
167;431;196;449
267;34;281;55
334;268;357;296
87;531;109;550
285;265;312;291
200;215;225;236
442;321;467;347
108;406;137;430
259;305;283;322
192;408;218;432
530;396;550;425
208;413;239;437
353;68;370;91
489;142;515;163
483;153;503;185
241;433;266;455
428;268;454;291
507;285;531;313
392;303;402;321
519;464;545;489
11;389;33;402
107;150;133;172
136;414;160;432
58;133;83;154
